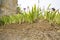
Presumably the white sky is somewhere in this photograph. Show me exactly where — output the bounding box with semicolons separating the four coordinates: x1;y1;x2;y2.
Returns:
18;0;60;10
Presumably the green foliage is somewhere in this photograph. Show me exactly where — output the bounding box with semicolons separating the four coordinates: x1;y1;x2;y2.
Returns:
47;4;51;10
17;6;22;14
54;12;60;25
0;4;60;26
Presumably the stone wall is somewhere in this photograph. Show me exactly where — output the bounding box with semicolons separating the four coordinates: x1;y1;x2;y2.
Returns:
0;0;17;16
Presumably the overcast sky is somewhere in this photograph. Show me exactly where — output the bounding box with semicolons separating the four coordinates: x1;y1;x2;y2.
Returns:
18;0;60;10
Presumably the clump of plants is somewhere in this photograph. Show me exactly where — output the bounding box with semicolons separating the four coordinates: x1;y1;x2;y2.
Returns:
0;4;60;26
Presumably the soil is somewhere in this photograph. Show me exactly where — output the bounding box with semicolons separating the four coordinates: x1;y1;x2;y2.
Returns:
0;20;60;40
